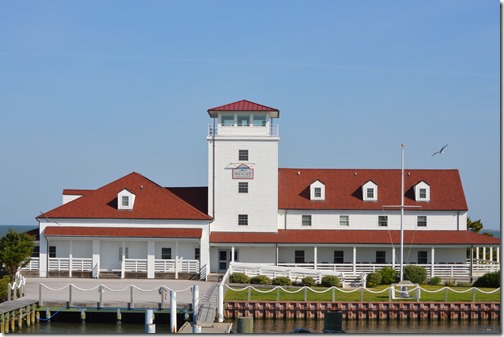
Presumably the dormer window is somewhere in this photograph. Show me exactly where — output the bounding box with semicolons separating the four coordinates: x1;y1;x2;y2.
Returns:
362;181;378;201
118;189;135;210
310;180;325;201
414;181;430;202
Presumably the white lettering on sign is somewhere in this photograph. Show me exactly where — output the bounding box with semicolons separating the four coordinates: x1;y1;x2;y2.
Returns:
232;165;254;179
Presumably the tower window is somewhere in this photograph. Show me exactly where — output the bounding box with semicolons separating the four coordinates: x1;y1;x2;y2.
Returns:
252;114;266;126
237;115;250;126
378;216;388;227
238;182;248;193
221;115;234;126
302;215;312;226
238;214;248;226
239;150;248;161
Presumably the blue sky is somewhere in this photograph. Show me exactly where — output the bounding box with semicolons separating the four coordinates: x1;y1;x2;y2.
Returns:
0;1;500;230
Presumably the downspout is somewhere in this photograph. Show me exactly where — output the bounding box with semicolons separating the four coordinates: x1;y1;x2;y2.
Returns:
212;116;216;221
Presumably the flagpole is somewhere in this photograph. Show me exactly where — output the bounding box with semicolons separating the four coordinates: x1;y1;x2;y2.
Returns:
400;144;405;282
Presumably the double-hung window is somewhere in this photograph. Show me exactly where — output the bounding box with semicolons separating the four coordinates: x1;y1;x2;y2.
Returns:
378;215;388;227
339;215;349;226
418;251;428;264
119;247;129;261
333;251;344;263
252;114;266;126
221;115;234;126
376;251;386;263
239;150;248;161
238;214;248;226
238;182;248;193
161;248;172;260
302;215;312;226
49;246;56;258
417;216;427;227
295;250;305;263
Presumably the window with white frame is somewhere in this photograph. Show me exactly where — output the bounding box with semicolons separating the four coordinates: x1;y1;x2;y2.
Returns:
418;251;428;264
333;251;344;263
239;149;249;161
237;114;250;126
238;182;248;193
252;114;266;126
376;251;386;263
161;248;172;260
295;250;305;263
414;181;430;201
302;215;312;226
118;189;135;210
121;195;129;207
310;180;325;201
417;215;427;227
238;214;248;226
378;215;388;227
339;215;349;226
221;115;234;126
362;181;378;201
314;187;322;198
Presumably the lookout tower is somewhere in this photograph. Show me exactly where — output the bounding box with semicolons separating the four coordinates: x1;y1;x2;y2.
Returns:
207;100;280;233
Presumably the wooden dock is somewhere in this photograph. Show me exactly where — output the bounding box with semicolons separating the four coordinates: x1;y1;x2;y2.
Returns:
0;298;38;333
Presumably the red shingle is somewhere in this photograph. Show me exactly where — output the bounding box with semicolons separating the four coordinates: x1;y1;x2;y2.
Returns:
279;168;468;211
45;226;202;238
210;230;499;245
38;172;212;221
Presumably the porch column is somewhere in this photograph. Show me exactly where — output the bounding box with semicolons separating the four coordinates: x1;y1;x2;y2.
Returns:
147;240;155;279
121;241;126;279
275;245;279;266
476;246;479;261
489;247;493;262
231;246;235;263
482;247;486;261
352;246;357;275
313;246;318;270
497;247;500;263
391;247;396;269
430;247;435;277
92;240;100;278
69;240;73;278
175;241;179;280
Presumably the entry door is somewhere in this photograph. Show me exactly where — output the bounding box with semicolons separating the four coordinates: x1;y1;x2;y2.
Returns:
218;249;238;272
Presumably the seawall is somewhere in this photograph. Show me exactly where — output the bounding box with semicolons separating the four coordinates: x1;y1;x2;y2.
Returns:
225;301;500;321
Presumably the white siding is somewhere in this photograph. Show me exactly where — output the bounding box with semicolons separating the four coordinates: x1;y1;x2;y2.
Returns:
62;194;82;204
209;138;278;232
279;210;467;231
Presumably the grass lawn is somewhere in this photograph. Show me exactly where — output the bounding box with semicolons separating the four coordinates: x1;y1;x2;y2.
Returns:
224;285;500;302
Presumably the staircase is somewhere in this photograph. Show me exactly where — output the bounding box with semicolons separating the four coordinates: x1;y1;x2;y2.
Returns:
98;271;121;279
206;273;224;283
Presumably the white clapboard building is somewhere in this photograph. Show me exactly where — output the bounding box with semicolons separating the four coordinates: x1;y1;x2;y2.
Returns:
31;100;499;281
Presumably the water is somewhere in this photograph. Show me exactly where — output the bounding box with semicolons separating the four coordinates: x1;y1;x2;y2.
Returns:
16;319;501;334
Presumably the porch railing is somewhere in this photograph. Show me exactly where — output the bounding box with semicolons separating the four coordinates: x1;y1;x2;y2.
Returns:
22;257;40;271
47;258;93;271
278;262;500;279
154;259;199;273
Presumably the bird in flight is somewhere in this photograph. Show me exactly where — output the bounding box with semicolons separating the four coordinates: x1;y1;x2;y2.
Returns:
432;144;448;156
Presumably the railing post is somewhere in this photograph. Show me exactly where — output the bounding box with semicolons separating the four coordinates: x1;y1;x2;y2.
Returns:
277;288;281;301
160;287;166;309
444;288;448;302
98;285;104;308
248;286;251;301
192;284;199;323
39;284;43;306
170;290;177;333
304;287;308;301
130;286;134;308
217;284;224;323
472;288;476;302
332;287;336;302
69;284;73;307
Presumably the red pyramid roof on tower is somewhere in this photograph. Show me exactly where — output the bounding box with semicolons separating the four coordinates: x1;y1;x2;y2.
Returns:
207;100;279;117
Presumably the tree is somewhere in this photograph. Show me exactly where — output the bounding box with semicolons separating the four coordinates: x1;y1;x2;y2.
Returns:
467;217;484;233
0;229;34;279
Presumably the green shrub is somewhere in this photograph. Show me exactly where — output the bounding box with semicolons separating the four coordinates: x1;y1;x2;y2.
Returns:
366;272;382;288
320;275;340;287
403;265;428;284
230;272;249;284
378;267;398;284
272;276;292;286
301;276;317;287
0;275;11;302
428;276;442;286
473;271;500;288
444;279;457;287
250;275;271;285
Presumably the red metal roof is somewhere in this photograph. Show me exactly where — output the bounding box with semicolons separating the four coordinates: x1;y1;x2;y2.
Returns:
45;226;202;238
207;100;279;117
210;230;500;245
279;169;468;211
38;172;212;221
